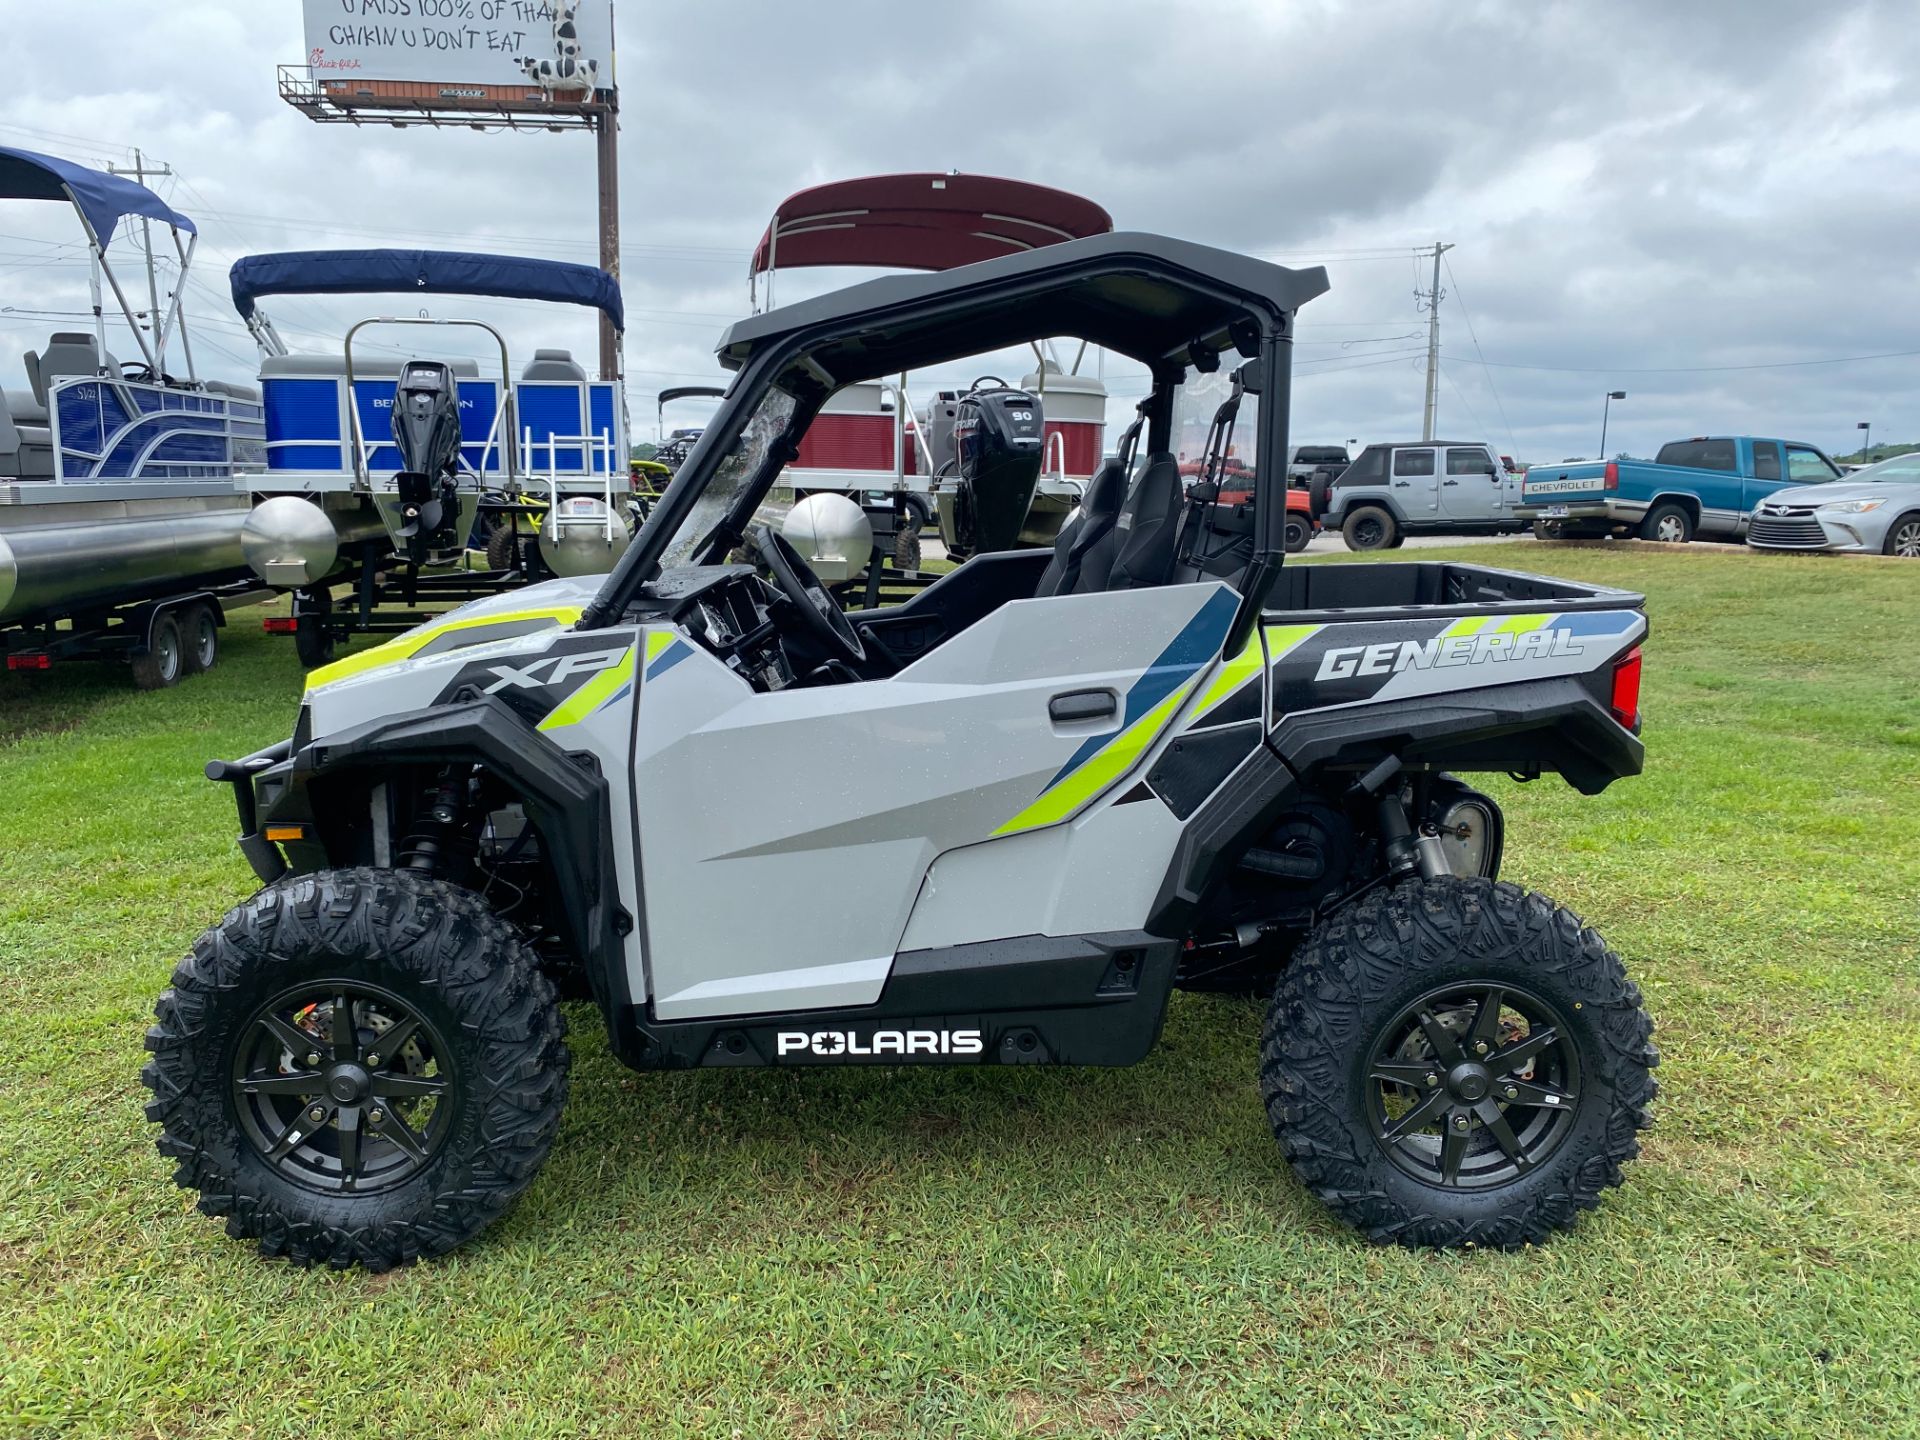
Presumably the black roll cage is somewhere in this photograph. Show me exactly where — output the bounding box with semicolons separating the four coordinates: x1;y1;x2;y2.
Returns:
579;233;1328;653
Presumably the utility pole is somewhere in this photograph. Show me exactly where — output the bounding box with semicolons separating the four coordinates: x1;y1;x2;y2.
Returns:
591;96;621;384
107;149;173;376
1417;241;1453;442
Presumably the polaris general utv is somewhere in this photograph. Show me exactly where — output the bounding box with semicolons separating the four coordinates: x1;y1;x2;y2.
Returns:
146;234;1656;1269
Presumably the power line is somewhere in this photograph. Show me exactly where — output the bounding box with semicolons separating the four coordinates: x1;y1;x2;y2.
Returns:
1442;256;1518;459
1447;347;1920;375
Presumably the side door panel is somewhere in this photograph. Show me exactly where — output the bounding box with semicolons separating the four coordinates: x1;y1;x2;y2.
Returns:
1392;447;1439;517
1745;440;1785;515
1440;447;1501;523
631;584;1240;1020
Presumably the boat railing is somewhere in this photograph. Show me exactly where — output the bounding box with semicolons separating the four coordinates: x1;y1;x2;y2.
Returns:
524;428;620;544
44;374;266;485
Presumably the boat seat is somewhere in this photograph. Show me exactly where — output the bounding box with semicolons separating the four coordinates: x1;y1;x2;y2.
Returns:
1071;453;1185;594
201;379;260;402
521;348;588;383
1034;458;1127;597
0;404;53;481
29;333;122;405
5;387;47;425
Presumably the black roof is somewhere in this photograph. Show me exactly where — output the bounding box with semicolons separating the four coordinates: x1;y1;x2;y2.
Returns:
714;231;1330;383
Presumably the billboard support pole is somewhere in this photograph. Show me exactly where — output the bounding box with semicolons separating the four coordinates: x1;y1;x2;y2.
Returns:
593;96;621;385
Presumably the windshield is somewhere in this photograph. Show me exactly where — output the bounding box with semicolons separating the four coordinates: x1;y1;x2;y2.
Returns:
655;384;798;570
1849;452;1920;485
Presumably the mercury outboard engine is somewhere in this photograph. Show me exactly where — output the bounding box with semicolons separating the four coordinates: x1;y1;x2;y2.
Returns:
391;361;465;565
945;379;1044;557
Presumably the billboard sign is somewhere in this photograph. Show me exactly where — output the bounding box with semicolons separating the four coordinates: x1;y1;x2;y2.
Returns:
303;1;613;91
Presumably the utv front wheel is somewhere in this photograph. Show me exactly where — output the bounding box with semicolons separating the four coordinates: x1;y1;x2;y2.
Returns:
142;868;569;1270
1261;877;1656;1248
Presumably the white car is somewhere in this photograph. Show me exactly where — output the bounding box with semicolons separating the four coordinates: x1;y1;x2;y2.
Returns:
1746;452;1920;557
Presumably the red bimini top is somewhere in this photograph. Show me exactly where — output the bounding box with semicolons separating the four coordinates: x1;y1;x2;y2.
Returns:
749;173;1114;278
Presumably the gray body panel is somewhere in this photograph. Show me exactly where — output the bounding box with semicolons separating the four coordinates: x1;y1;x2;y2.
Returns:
631;584;1236;1019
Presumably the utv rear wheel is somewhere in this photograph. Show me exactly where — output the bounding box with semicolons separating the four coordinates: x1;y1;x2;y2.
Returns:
1283;514;1312;553
142;868;570;1271
1342;506;1398;552
894;522;923;575
485;520;519;573
1260;877;1656;1248
1640;503;1693;543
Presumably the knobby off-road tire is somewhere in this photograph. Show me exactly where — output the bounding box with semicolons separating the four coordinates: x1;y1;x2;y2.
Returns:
485;521;519;573
1342;505;1398;551
1260;876;1657;1248
142;868;570;1271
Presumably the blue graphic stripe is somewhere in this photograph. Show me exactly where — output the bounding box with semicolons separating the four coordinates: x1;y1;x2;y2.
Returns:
598;680;633;712
1551;610;1641;639
1048;587;1240;787
645;640;693;681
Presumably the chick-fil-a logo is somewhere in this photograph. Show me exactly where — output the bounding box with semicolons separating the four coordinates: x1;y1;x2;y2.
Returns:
309;47;365;72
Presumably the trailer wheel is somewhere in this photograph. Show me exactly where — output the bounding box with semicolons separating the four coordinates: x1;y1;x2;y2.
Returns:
181;604;220;676
130;614;185;691
1261;877;1657;1248
1283;515;1312;553
294;588;335;670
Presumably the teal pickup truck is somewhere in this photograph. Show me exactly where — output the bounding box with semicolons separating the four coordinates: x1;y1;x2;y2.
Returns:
1517;437;1844;543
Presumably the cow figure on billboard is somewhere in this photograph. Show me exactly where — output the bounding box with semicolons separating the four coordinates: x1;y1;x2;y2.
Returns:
518;3;600;95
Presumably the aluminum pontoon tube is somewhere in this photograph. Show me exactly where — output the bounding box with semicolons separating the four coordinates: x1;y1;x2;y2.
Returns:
240;496;390;588
0;497;251;626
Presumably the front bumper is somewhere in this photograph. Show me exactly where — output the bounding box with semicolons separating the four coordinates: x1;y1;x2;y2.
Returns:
1746;510;1872;552
206;738;296;883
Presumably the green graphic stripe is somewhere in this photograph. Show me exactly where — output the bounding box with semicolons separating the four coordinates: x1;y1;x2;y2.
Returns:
1190;633;1265;720
536;645;636;732
994;676;1201;836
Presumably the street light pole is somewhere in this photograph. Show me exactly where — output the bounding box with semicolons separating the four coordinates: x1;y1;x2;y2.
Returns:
1858;420;1872;461
1600;390;1627;459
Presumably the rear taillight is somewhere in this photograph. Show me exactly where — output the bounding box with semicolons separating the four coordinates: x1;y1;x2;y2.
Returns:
1610;646;1643;730
262;617;298;634
6;654;52;671
1603;462;1620;491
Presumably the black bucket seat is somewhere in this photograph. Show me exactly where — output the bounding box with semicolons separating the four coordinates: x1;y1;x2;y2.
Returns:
1034;459;1127;597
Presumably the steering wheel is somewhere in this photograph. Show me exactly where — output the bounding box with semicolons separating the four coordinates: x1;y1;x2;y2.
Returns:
751;525;866;665
969;375;1010;392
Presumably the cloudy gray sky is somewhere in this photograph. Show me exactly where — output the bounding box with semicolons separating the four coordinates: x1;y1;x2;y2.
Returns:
3;0;1915;462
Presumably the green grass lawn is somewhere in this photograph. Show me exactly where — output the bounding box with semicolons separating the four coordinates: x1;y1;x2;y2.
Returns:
2;546;1916;1438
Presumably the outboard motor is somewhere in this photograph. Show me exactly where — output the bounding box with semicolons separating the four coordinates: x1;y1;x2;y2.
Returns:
390;361;465;565
944;381;1044;557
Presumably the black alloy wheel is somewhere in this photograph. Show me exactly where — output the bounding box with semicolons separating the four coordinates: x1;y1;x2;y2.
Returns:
230;981;455;1194
1365;981;1580;1190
